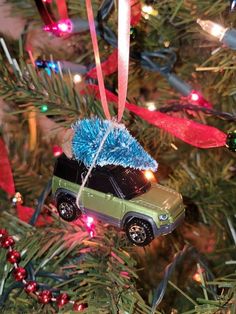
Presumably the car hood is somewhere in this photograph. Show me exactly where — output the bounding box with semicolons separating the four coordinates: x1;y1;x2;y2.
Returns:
130;184;183;216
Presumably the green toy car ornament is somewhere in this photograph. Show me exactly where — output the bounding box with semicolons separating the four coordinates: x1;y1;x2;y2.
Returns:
52;154;185;246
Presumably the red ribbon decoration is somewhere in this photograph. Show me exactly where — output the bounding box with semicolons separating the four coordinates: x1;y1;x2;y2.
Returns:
87;49;118;78
0;138;15;195
130;0;141;26
82;85;227;148
0;138;51;226
56;0;68;19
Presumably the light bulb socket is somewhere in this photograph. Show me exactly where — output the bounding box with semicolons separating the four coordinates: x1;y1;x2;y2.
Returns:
166;73;192;96
71;18;98;34
222;28;236;50
59;61;88;74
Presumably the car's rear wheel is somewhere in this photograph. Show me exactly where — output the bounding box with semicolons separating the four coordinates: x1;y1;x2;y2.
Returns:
57;195;81;222
125;218;154;246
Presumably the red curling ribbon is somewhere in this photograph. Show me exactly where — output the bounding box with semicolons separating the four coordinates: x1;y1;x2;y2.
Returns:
56;0;68;19
86;0;111;120
130;0;141;26
87;1;139;79
87;49;118;78
117;0;131;122
0;137;51;226
83;85;227;148
86;0;131;122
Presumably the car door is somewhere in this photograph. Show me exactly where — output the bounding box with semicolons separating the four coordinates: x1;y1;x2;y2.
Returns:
82;172;124;226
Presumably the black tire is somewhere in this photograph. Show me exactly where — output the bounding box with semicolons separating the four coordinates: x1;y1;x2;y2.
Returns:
56;195;81;222
125;218;154;246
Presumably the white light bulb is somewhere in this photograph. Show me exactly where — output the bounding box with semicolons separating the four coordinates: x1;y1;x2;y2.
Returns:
142;5;154;15
146;101;156;111
197;19;227;41
73;74;82;84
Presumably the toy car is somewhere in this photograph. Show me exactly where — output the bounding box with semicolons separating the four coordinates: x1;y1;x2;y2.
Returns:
52;154;185;246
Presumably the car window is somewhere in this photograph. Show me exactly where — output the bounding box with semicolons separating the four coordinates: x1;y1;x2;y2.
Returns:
54;156;77;182
88;172;118;196
110;167;151;200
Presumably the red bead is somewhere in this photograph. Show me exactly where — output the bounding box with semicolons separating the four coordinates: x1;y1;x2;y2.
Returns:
13;267;27;281
73;302;87;312
1;236;15;248
24;281;38;294
57;293;70;307
7;250;21;264
38;290;52;304
0;229;8;238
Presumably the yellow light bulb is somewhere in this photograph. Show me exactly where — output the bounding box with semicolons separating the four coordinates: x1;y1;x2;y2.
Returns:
144;170;156;182
142;5;158;17
197;19;227;41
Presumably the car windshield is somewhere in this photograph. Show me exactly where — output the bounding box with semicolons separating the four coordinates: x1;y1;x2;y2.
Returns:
110;167;151;200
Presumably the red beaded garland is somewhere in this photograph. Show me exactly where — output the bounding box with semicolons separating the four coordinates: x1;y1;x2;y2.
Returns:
13;267;27;281
25;281;38;294
1;236;15;248
38;290;52;304
7;250;21;264
0;229;82;311
57;293;70;307
0;229;8;238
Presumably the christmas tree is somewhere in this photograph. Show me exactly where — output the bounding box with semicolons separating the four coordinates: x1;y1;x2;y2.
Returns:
0;0;236;313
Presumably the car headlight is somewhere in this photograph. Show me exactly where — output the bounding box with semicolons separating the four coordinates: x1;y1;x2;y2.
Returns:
159;214;169;221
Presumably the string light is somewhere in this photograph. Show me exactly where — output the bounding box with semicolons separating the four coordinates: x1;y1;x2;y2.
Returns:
231;0;236;11
189;91;200;102
166;74;212;108
197;19;236;50
142;5;158;18
40;104;48;113
84;216;95;238
192;267;205;283
73;74;82;84
44;19;73;36
146;101;156;111
53;145;63;157
197;19;227;40
144;170;156;182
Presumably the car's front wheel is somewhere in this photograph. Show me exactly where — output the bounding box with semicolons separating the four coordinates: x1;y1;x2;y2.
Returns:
57;195;81;222
125;218;154;246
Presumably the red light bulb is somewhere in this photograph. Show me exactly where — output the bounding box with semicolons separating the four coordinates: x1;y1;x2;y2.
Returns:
43;20;72;36
57;19;73;34
189;91;200;102
53;145;63;157
188;90;212;108
58;23;69;32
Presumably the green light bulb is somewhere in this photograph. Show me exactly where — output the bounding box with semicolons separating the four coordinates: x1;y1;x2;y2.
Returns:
40;104;48;113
